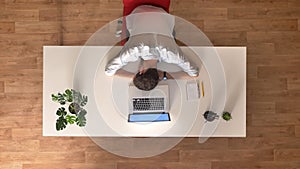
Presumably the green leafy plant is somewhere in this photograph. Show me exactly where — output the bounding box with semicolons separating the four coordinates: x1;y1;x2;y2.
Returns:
222;112;232;121
56;116;67;131
66;115;76;124
51;89;88;131
51;89;74;105
76;109;87;127
56;107;67;116
52;93;66;105
72;89;88;107
65;89;73;102
56;107;68;130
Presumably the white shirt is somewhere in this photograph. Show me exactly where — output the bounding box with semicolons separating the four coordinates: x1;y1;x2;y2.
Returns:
105;5;198;77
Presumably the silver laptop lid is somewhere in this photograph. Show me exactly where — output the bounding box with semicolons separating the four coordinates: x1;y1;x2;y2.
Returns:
129;85;169;113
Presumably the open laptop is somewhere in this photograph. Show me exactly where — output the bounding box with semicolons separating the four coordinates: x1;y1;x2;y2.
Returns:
128;84;171;122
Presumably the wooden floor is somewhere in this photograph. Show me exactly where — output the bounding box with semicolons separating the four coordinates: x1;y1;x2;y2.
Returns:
1;0;300;168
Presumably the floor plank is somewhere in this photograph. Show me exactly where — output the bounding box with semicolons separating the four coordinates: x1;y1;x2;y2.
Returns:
275;101;300;114
4;80;42;93
62;21;107;33
247;54;300;66
228;137;300;149
246;126;295;137
39;137;94;152
0;0;4;10
295;126;300;137
117;162;211;169
86;150;180;163
22;163;117;169
248;78;287;92
39;9;60;21
0;56;37;70
174;138;228;150
0;45;40;58
247;102;276;114
205;32;247;46
172;8;227;20
0;163;22;169
0;10;39;22
228;8;300;19
212;161;300;169
246;43;275;55
0;129;12;140
0;22;14;33
204;19;298;32
61;8;122;21
171;0;289;9
0;33;58;46
5;0;57;10
11;128;42;140
0;152;85;163
275;42;300;55
252;113;300;126
15;21;59;33
180;149;274;162
0;115;41;129
257;65;300;79
0;140;39;152
274;148;300;161
288;0;300;7
0;81;4;93
287;77;300;90
247;31;300;43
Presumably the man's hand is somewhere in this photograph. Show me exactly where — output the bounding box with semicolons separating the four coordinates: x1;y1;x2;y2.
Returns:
115;69;135;78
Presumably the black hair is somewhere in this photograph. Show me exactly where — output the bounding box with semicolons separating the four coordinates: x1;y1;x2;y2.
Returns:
133;68;159;91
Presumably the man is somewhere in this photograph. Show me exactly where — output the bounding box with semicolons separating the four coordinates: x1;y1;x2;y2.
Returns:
105;5;199;91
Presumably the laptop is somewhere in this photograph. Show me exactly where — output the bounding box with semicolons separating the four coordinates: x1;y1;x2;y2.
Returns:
128;84;171;122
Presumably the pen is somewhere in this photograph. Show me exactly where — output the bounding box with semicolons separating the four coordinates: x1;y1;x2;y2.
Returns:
197;81;200;98
201;81;204;97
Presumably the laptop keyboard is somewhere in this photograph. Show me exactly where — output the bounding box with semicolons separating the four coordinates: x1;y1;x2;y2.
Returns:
133;97;164;111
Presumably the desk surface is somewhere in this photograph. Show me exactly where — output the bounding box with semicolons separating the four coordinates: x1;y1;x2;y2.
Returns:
43;46;246;137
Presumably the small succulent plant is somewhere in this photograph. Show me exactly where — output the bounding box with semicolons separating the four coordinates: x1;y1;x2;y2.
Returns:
222;112;232;121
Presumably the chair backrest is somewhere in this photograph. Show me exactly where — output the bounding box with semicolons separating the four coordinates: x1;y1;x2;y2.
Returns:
123;0;170;16
121;0;171;45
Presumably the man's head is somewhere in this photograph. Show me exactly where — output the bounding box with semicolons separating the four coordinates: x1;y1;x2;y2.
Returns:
133;68;159;91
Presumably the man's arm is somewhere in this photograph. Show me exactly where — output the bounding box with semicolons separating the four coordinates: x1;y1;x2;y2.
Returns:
168;71;199;79
114;69;135;78
158;70;198;80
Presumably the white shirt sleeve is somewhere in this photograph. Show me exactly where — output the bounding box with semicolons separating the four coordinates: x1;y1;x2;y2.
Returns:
104;46;140;76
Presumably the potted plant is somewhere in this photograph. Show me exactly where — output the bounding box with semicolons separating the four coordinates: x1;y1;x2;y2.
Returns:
203;111;219;122
51;89;88;131
222;111;232;121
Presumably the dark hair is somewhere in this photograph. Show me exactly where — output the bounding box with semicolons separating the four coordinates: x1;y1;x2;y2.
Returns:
133;68;159;91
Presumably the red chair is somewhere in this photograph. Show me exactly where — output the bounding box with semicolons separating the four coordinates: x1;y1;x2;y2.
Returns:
120;0;171;45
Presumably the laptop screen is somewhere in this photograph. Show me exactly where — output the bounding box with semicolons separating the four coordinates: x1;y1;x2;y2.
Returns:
128;113;170;122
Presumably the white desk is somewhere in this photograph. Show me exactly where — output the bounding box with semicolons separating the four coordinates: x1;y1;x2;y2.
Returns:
43;46;246;137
